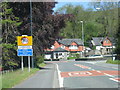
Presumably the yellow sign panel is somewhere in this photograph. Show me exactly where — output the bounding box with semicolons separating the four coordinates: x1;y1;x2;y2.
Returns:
17;36;32;46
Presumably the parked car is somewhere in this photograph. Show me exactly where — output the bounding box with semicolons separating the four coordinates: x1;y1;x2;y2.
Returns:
87;55;103;58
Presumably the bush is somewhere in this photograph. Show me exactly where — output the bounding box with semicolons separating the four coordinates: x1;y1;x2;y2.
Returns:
75;54;80;58
36;55;44;66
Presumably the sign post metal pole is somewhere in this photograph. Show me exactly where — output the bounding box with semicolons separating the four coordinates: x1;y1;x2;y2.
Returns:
28;56;30;72
21;56;24;71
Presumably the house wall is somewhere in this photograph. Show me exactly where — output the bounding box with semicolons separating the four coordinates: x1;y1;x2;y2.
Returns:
103;38;112;46
53;52;69;59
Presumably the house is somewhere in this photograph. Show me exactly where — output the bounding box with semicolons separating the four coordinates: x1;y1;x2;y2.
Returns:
90;37;116;55
44;39;84;60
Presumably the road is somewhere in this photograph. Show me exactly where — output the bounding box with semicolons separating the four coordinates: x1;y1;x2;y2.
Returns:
14;60;120;89
14;63;59;88
54;60;119;88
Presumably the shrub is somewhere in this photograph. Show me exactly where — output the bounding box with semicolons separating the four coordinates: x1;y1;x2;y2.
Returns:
36;55;44;66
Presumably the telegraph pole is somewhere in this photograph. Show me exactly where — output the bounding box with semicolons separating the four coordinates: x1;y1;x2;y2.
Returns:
30;0;34;68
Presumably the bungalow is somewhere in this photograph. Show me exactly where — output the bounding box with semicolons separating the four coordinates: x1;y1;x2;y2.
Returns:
90;37;116;55
44;39;84;60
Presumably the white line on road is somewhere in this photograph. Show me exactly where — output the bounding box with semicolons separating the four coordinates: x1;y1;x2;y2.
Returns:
104;73;115;78
96;71;102;73
109;78;120;83
56;64;64;88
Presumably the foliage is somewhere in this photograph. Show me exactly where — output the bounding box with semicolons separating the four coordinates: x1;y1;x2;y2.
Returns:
106;60;120;64
56;3;118;46
36;55;44;66
39;63;46;67
1;2;21;70
92;46;96;50
75;53;80;58
2;68;39;88
1;2;69;70
115;3;120;60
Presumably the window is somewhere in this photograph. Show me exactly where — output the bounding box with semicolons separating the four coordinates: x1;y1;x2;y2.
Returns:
61;45;65;49
51;45;54;49
106;40;109;43
69;45;78;49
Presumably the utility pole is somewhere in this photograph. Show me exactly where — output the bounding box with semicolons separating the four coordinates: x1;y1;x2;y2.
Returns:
30;0;34;68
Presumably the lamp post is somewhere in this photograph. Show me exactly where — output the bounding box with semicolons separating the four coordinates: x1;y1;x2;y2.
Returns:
80;21;84;57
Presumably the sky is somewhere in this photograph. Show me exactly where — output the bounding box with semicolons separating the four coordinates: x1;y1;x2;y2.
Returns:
53;0;119;12
53;2;90;12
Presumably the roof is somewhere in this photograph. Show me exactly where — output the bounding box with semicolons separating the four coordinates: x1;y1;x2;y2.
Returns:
92;37;115;46
58;39;83;46
92;37;104;46
54;47;68;52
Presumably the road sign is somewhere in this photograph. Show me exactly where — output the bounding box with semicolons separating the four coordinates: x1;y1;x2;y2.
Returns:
17;49;33;56
18;46;32;49
17;35;32;46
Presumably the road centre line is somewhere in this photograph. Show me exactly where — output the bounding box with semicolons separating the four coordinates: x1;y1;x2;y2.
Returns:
55;64;64;88
74;64;91;69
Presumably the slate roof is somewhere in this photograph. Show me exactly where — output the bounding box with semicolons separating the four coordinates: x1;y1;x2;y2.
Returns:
58;39;83;46
92;37;104;46
54;47;68;52
92;37;116;46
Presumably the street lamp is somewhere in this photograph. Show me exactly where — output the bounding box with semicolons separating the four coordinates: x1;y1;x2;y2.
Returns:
80;21;84;57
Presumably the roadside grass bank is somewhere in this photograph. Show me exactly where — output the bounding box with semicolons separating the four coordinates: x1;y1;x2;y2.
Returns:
106;60;120;64
39;63;46;67
2;68;39;88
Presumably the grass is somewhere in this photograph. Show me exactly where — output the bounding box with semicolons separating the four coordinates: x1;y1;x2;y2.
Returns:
106;60;120;64
2;68;39;88
39;63;46;67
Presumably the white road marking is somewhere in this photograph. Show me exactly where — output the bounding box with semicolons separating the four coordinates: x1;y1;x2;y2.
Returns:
96;71;102;73
56;64;64;88
68;71;92;77
86;62;96;64
109;78;120;82
104;73;115;78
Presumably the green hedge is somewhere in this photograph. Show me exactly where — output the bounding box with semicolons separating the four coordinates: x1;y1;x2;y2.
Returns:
67;57;76;60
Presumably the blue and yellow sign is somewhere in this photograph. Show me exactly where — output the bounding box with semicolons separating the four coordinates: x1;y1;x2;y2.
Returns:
17;35;32;46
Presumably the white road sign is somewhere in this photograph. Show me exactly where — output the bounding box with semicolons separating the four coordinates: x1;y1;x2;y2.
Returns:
18;46;32;49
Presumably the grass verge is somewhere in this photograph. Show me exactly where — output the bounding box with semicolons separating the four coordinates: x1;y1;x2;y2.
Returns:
39;63;46;67
106;60;120;64
2;68;39;88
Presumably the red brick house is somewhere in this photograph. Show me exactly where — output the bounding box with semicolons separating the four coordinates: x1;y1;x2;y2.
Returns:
44;39;84;59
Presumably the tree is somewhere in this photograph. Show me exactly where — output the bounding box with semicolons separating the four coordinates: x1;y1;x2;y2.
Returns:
1;2;71;69
56;3;118;47
1;2;22;70
115;2;120;60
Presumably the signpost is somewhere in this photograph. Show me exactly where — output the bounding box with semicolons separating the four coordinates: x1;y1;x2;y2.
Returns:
17;35;33;72
17;49;33;56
